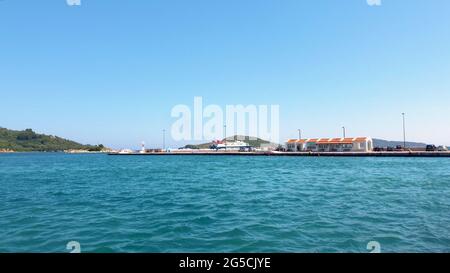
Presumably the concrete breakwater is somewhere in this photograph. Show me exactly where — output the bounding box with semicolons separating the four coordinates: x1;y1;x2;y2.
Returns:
108;151;450;157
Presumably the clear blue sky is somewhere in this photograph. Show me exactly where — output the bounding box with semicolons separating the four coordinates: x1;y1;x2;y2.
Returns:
1;0;450;149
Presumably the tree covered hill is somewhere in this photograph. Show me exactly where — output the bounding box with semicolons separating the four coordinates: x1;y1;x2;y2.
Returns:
184;135;278;149
372;138;428;148
0;127;105;152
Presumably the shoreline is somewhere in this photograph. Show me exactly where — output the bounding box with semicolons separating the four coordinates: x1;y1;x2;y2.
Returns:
3;151;449;157
108;151;450;157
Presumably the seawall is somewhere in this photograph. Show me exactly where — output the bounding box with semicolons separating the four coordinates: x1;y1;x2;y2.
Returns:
108;151;450;157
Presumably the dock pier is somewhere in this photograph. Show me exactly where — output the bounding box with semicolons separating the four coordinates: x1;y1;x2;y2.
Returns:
108;151;450;157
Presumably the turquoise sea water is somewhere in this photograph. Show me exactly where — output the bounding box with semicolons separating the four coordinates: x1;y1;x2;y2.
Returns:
0;153;449;253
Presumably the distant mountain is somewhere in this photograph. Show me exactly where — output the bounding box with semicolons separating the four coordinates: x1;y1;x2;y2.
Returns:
0;127;106;152
184;135;278;149
373;138;427;148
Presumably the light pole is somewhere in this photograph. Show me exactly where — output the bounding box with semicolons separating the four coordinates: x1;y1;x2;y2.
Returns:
402;113;406;148
342;126;346;138
298;129;302;140
223;124;227;151
163;129;166;151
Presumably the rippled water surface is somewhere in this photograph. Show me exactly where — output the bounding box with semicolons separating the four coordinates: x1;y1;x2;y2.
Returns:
0;153;449;252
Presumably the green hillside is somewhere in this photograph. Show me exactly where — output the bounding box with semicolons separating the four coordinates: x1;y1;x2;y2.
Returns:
184;135;278;149
0;127;105;152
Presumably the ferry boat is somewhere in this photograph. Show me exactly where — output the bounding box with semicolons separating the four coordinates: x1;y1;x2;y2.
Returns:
210;140;254;151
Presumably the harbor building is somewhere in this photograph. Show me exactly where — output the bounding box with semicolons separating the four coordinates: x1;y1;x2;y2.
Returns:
286;137;373;152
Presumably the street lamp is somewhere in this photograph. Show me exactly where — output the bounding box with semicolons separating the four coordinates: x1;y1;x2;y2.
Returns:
402;113;406;148
163;129;166;151
224;124;227;151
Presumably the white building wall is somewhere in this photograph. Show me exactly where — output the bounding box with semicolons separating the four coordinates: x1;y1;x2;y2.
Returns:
286;137;374;152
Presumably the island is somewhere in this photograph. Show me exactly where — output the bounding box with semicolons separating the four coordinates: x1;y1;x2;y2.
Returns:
0;127;108;153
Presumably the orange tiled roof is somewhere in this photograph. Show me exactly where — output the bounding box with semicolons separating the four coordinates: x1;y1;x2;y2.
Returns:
287;137;370;144
335;141;353;144
317;138;331;144
318;139;354;144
